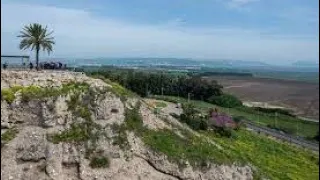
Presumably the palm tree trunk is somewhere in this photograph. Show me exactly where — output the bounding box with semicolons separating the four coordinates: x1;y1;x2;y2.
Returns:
36;45;40;70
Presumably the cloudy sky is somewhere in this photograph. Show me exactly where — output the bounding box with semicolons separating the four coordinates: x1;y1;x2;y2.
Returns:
1;0;319;65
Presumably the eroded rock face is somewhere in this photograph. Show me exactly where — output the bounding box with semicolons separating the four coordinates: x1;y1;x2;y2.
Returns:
95;95;125;126
16;129;47;162
1;71;254;180
1;101;10;129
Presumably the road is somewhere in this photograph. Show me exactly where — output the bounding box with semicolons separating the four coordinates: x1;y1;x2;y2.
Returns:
244;120;319;152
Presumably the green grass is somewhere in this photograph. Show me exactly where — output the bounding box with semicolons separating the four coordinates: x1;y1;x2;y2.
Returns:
123;99;318;179
1;128;19;146
110;123;131;150
1;89;16;104
1;82;90;104
154;101;167;108
142;129;237;167
1;85;23;104
49;123;90;144
123;102;235;167
90;75;135;101
150;95;319;138
204;130;319;180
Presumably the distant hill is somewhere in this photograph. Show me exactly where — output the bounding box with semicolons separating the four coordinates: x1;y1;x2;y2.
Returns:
59;57;270;68
292;61;319;67
198;59;270;68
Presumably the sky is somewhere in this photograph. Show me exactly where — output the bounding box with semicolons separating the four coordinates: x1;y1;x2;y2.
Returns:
1;0;319;65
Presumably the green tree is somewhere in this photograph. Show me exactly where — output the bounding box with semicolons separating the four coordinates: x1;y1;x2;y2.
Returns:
17;23;55;69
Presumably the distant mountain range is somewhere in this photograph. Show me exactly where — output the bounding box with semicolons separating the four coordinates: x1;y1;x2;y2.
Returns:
44;57;318;72
291;61;319;67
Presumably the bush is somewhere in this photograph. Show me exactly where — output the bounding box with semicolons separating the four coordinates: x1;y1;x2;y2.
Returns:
1;89;15;104
179;114;188;123
314;131;319;142
207;94;242;108
50;123;90;144
253;107;295;117
178;113;208;131
89;156;110;168
212;127;234;138
199;119;208;130
232;116;244;130
1;128;19;146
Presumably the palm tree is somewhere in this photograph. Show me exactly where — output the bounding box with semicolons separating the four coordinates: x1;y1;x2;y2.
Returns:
17;23;55;69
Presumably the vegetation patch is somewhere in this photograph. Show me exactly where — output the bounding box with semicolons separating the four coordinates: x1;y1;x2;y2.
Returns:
1;89;16;104
177;103;208;131
122;101;237;168
205;130;319;180
89;155;110;168
152;95;319;138
48;84;103;161
124;102;144;132
1;85;23;104
142;129;236;167
49;123;90;144
1;128;19;146
1;82;90;104
150;95;319;179
90;75;135;101
110;123;130;150
207;94;242;108
154;101;167;108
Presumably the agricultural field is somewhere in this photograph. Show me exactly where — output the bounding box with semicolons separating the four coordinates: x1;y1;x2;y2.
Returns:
203;76;319;120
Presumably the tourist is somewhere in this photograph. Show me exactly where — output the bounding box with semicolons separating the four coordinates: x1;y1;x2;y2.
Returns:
2;62;8;69
29;62;33;70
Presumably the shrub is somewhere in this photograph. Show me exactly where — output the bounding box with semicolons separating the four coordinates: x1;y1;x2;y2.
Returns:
179;114;188;123
1;89;15;104
50;123;90;144
232;116;244;130
20;86;44;102
253;107;295;117
1;128;19;146
178;113;208;131
110;123;130;150
212;127;234;138
89;156;110;168
199;119;208;130
124;102;143;132
207;94;242;108
313;131;319;142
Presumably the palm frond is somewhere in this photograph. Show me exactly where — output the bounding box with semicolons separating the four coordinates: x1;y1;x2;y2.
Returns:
17;23;55;53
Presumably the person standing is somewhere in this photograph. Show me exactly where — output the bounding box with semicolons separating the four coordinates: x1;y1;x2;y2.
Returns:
29;62;33;70
3;62;8;69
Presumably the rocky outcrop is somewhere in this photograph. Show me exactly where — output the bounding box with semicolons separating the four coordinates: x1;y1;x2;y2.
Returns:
1;71;253;180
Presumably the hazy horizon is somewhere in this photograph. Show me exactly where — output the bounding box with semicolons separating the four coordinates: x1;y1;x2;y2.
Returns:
1;0;319;65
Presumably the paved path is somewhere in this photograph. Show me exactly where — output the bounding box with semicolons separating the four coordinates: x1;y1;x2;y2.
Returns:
244;120;319;152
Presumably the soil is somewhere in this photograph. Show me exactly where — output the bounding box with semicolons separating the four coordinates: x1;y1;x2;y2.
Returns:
204;76;319;120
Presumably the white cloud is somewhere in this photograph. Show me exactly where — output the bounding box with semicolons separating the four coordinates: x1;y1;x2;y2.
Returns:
226;0;259;9
1;2;318;64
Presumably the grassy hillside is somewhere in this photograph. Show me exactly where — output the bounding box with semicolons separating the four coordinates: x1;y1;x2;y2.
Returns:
143;96;318;179
150;95;319;139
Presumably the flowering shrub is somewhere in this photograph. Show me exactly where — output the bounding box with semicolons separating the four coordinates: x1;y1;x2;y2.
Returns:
210;111;235;128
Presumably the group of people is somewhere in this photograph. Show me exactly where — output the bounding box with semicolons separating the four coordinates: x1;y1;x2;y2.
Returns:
2;61;67;70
